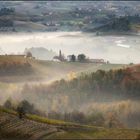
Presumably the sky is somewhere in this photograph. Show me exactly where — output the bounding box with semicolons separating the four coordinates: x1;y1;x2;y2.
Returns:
0;32;140;64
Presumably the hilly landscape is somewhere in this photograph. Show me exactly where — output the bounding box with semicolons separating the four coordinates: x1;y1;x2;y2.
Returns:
0;54;139;140
0;1;140;139
0;1;140;33
0;106;140;140
0;55;126;82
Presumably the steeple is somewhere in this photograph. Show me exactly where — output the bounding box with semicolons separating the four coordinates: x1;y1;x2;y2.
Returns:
59;50;62;58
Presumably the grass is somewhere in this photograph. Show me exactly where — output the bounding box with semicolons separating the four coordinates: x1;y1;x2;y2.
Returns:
0;106;17;115
26;114;76;126
47;129;140;139
0;106;96;130
0;107;140;139
0;106;71;126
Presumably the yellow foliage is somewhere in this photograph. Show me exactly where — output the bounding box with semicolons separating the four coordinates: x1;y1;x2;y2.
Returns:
67;71;77;80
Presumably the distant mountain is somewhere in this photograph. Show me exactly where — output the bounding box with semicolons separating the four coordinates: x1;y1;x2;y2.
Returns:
24;47;57;60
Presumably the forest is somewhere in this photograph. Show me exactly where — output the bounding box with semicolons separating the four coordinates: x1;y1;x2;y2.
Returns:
22;67;140;99
4;66;139;128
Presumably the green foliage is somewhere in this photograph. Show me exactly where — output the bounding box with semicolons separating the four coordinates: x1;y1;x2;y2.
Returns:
111;17;131;31
0;8;15;15
18;100;34;114
26;114;75;126
0;106;93;130
47;128;140;139
71;54;76;62
0;19;13;27
77;54;86;62
3;98;14;110
0;106;17;115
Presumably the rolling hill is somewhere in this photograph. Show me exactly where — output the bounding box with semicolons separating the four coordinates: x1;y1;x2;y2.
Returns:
14;21;48;32
0;55;126;82
0;108;60;140
0;1;140;33
0;56;139;139
129;64;140;81
0;107;140;140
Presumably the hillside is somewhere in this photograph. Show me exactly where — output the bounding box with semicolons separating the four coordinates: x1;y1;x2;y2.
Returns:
40;64;140;100
0;108;60;140
0;107;140;140
0;2;140;33
18;64;140;129
0;55;33;76
129;64;140;81
86;16;140;34
0;55;126;82
0;57;139;139
14;21;48;32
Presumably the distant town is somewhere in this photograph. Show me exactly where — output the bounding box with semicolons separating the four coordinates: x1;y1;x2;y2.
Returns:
53;50;108;64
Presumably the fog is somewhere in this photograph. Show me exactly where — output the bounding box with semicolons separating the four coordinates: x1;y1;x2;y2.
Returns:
0;32;140;128
0;32;140;64
1;81;140;128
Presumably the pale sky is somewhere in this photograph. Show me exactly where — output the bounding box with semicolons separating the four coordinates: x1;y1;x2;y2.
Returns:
0;32;140;64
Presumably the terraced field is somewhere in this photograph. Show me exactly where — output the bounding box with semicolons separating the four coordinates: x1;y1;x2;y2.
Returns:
0;112;60;140
0;108;140;140
0;107;97;140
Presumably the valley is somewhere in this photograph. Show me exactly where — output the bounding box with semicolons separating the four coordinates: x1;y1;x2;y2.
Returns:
0;1;140;139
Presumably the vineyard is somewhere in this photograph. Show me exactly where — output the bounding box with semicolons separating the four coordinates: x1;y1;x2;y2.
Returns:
0;107;97;140
0;107;140;140
0;112;60;140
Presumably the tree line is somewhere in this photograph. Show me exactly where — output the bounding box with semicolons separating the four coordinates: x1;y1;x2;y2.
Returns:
3;99;123;128
0;8;15;16
68;54;86;62
36;68;140;98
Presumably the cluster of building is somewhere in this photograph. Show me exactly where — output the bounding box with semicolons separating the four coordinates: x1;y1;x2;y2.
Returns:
53;50;107;64
0;49;108;64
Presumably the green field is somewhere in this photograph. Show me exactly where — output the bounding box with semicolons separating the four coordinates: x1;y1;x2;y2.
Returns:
47;129;140;139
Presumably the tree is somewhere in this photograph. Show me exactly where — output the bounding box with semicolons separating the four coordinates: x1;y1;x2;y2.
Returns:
77;54;86;62
3;99;13;109
71;54;76;62
26;51;32;58
19;100;35;114
111;17;130;31
17;105;25;119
